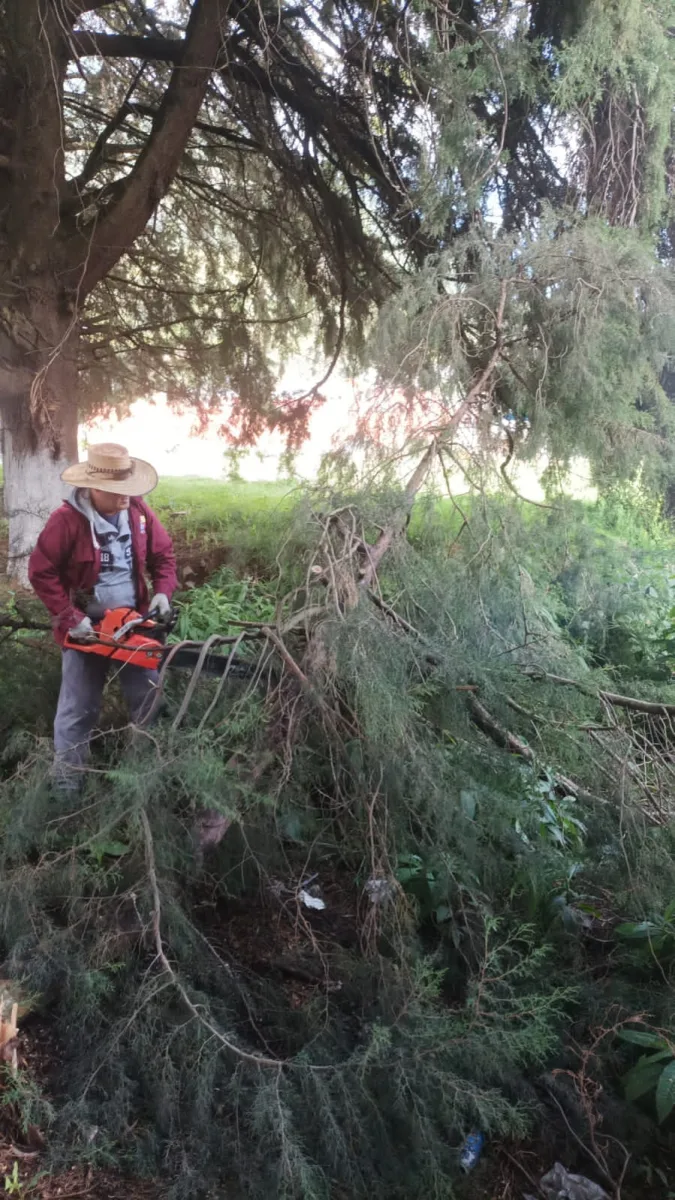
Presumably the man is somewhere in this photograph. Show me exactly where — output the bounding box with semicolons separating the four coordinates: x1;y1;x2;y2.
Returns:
29;442;177;786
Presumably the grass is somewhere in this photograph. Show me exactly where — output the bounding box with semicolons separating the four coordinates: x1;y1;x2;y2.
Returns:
152;477;298;535
151;477;304;581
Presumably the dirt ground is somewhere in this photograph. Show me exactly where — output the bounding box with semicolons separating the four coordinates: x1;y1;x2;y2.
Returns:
0;1054;161;1200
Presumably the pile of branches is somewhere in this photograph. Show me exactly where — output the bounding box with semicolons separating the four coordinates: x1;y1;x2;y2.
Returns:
3;487;675;1199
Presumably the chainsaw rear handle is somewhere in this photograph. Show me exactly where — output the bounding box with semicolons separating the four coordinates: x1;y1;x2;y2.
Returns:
85;600;107;624
84;600;177;638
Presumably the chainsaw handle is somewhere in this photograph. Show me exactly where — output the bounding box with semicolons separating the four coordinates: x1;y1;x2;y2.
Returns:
84;601;176;629
147;605;177;641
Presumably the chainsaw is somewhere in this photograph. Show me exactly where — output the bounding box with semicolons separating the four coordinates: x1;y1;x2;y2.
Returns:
64;603;254;678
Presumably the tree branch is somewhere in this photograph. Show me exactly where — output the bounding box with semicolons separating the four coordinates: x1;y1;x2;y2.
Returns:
359;441;437;589
140;808;283;1068
522;668;675;717
69;66;146;193
359;279;510;589
68;0;227;295
69;32;184;63
467;694;535;761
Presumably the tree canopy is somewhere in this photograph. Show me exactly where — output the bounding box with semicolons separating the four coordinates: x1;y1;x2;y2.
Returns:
7;0;672;431
0;0;674;580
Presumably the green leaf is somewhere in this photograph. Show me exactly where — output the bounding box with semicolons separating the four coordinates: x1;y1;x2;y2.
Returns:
616;920;659;940
398;854;423;869
656;1061;675;1123
619;1029;669;1049
91;840;129;859
623;1059;665;1102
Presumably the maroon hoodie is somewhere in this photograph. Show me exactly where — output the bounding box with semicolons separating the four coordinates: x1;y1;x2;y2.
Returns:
28;495;178;645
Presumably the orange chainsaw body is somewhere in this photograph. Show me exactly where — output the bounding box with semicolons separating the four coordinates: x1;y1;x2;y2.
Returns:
64;606;165;670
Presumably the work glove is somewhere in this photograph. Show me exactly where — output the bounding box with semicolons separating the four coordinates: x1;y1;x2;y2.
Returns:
148;593;171;619
69;616;96;642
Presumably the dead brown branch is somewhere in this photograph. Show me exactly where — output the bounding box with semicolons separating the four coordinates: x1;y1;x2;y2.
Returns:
522;668;675;717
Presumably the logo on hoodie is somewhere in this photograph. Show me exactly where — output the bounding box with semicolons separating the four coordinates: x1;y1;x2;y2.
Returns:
139;514;146;535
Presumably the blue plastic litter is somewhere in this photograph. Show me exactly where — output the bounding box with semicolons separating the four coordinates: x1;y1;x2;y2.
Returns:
459;1130;485;1172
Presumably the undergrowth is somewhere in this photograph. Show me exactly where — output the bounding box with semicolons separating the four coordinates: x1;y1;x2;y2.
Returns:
2;482;675;1198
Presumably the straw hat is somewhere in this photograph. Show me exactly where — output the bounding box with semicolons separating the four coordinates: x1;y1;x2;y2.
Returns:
61;443;158;496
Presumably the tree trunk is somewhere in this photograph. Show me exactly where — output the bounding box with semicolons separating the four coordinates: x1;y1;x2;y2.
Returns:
0;294;79;587
2;424;75;588
0;0;224;582
0;1;79;585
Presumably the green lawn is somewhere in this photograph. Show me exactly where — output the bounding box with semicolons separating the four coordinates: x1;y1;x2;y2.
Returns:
152;476;298;533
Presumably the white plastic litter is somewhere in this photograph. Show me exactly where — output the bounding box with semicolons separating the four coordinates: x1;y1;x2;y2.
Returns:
299;889;326;911
364;877;395;905
524;1162;610;1200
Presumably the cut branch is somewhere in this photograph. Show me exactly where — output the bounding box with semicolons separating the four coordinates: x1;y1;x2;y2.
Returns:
522;669;675;717
359;440;437;589
140;808;283;1069
467;693;534;761
466;694;595;802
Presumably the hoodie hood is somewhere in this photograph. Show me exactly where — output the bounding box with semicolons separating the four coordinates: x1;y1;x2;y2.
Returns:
67;488;136;611
68;487;131;545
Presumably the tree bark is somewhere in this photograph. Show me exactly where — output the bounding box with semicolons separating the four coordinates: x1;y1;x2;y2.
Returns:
0;292;79;586
0;1;78;585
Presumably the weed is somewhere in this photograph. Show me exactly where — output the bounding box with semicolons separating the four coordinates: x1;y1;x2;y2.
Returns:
4;1163;21;1197
619;1028;675;1123
616;901;675;962
172;568;276;641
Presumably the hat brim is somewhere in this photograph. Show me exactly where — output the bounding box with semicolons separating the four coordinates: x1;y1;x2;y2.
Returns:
60;456;158;496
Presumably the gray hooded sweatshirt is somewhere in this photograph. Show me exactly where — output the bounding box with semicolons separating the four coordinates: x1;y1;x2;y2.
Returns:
69;487;137;610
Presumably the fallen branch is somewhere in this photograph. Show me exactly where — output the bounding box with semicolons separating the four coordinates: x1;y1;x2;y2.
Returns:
140;808;283;1069
359;439;438;588
262;626;313;691
466;693;599;802
522;668;675;717
367;590;424;639
467;694;534;761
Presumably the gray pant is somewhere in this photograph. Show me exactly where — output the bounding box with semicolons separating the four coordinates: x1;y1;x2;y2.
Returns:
54;649;159;788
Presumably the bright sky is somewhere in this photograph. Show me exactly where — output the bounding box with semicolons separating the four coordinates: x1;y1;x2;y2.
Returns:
84;378;597;503
84;372;358;482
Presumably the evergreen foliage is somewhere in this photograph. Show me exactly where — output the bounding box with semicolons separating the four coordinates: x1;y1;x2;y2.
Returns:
3;486;675;1196
5;0;673;439
362;215;675;497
